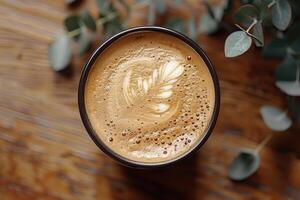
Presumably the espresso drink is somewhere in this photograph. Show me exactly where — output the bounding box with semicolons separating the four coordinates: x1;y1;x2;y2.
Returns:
85;31;215;163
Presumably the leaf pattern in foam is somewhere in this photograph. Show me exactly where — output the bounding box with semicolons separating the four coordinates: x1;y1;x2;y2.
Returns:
123;60;184;114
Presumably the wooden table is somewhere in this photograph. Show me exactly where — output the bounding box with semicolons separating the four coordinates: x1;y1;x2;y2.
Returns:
0;0;300;199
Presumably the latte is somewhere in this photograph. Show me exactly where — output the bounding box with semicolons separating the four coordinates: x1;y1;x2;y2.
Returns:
84;31;215;163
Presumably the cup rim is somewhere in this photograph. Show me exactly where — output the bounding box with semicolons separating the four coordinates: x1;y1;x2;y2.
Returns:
78;26;220;169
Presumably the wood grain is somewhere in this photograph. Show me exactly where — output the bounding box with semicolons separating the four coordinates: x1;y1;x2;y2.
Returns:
0;0;300;199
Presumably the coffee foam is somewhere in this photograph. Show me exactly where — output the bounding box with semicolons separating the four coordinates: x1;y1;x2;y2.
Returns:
85;31;215;163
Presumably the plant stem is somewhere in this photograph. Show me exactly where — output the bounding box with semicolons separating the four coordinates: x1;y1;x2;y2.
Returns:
246;19;257;33
254;133;273;153
268;0;276;8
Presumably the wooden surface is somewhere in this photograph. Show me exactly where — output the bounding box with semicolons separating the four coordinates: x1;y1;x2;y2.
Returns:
1;0;300;199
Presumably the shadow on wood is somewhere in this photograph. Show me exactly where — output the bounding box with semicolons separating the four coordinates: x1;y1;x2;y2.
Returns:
118;155;198;200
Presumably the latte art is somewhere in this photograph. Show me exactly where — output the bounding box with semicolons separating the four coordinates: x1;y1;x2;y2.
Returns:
85;31;215;163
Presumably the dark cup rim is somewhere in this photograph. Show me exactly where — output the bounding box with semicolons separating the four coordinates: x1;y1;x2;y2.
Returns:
78;26;220;169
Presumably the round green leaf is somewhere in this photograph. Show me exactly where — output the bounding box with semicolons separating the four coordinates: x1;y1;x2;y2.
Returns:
64;15;81;40
48;35;72;72
262;38;288;59
276;81;300;96
78;32;91;55
80;11;96;32
224;31;252;58
234;4;259;27
276;54;297;81
228;149;260;181
272;0;292;31
260;105;292;131
252;20;264;47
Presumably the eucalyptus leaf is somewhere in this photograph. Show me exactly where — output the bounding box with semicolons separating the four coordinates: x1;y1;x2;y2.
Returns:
199;4;224;35
199;13;219;34
276;81;300;96
260;105;292;131
224;31;252;58
147;0;156;25
276;54;297;81
234;4;259;27
96;0;110;14
165;18;186;34
103;16;123;37
80;10;96;32
262;38;288;59
228;149;260;181
272;0;292;31
188;17;197;40
252;20;264;47
64;15;81;40
155;0;166;14
204;1;216;19
78;32;91;55
48;35;71;72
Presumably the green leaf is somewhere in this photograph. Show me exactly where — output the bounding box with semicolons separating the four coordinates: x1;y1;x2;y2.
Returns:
204;1;216;19
276;81;300;96
252;20;264;47
165;18;186;34
147;0;156;25
234;4;260;27
276;54;297;81
78;32;91;55
155;0;166;14
103;16;123;37
260;105;292;131
224;31;252;58
48;35;72;72
199;3;224;35
188;17;197;40
272;0;292;30
228;149;260;181
262;38;288;59
64;15;81;40
80;10;97;32
96;0;110;14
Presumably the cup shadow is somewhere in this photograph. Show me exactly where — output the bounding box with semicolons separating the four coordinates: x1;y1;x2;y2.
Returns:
118;155;198;200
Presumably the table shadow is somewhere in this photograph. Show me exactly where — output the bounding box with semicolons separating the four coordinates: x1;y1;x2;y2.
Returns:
118;155;199;200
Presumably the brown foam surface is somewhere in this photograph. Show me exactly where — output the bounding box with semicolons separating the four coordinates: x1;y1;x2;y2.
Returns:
85;31;215;163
